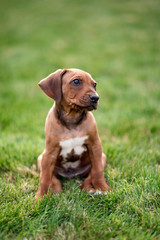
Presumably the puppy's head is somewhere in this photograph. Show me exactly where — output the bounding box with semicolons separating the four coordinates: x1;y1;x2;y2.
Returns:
38;68;99;111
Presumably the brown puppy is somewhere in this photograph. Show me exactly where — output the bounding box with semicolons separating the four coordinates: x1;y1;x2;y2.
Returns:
36;69;110;199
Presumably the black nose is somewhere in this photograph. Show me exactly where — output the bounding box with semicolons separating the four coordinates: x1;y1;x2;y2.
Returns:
90;94;99;103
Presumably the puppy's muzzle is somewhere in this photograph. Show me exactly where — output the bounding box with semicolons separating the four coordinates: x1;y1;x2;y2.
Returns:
89;94;99;104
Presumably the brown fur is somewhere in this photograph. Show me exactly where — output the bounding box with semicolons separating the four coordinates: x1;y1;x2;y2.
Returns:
36;68;110;199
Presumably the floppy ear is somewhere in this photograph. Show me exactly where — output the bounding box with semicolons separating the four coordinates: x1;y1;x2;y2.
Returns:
38;69;67;103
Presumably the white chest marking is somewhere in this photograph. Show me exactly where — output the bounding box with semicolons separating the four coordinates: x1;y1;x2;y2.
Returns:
59;136;88;159
62;160;81;169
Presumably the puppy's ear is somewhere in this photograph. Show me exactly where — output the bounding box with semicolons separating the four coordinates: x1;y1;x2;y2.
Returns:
38;69;67;103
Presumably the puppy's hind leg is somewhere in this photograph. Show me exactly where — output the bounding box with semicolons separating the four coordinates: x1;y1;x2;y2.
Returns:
102;152;106;169
37;151;45;173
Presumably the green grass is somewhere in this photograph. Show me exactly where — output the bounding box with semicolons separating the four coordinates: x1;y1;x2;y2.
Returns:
0;0;160;239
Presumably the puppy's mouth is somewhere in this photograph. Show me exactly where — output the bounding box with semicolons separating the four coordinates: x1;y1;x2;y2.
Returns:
72;103;98;111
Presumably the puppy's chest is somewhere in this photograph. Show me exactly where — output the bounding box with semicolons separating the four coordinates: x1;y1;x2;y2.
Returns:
59;136;88;169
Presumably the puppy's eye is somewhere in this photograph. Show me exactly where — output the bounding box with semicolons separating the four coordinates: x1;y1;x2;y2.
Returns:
93;83;97;90
72;79;81;86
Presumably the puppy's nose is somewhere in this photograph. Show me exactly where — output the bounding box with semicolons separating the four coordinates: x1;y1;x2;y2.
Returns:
90;94;99;103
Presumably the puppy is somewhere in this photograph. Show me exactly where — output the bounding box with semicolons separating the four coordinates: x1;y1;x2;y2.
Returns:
36;69;110;198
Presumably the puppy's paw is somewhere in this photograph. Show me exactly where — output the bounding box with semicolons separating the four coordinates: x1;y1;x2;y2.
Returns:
92;178;111;192
81;183;95;193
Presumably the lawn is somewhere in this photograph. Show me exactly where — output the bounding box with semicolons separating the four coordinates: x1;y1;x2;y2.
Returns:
0;0;160;239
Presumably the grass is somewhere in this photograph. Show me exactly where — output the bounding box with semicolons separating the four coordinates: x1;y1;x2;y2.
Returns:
0;0;160;239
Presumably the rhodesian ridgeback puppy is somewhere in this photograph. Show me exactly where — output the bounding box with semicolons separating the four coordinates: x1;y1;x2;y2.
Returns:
36;68;110;199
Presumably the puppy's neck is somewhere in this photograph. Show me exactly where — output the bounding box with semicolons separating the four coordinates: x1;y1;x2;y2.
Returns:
54;103;87;128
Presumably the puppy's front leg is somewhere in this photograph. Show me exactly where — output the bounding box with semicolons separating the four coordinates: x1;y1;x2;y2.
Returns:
88;138;110;192
36;149;62;199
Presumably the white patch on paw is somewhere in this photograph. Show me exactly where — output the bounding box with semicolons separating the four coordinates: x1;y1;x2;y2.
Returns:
95;190;107;196
59;136;88;159
88;190;108;196
94;190;103;195
88;190;95;195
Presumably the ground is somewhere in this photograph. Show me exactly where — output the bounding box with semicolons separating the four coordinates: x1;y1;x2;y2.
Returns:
0;0;160;239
